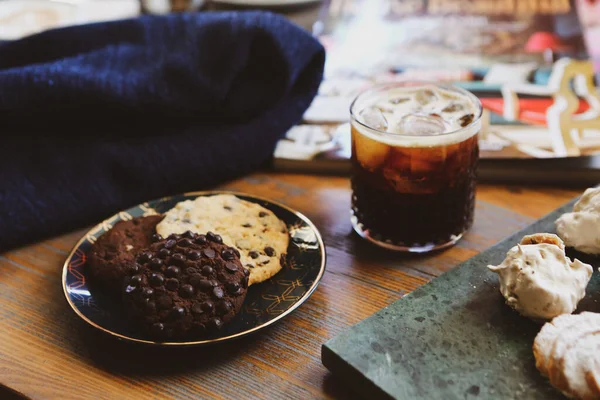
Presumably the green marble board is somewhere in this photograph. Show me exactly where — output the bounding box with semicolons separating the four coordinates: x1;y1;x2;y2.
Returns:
322;198;600;399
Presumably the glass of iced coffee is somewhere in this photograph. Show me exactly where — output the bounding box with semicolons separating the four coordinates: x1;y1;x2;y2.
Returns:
350;81;482;253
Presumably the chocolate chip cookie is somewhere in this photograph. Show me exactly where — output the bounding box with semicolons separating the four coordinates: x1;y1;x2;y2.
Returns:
122;230;249;340
156;194;289;286
87;215;163;294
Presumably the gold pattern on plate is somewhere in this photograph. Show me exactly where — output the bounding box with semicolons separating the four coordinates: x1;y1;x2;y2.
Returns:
101;220;113;232
139;203;158;216
85;234;97;244
118;211;133;221
286;258;305;271
261;283;303;315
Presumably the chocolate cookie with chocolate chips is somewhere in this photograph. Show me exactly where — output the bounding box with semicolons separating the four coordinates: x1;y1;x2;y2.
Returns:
156;194;289;286
122;231;249;340
87;215;163;294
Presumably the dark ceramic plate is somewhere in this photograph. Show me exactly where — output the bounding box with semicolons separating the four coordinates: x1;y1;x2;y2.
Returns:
62;191;326;346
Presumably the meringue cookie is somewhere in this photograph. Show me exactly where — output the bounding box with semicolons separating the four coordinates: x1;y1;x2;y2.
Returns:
556;187;600;254
556;211;600;254
488;235;593;320
572;187;600;213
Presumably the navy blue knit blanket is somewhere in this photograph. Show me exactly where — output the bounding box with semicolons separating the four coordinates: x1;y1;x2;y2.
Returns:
0;11;325;252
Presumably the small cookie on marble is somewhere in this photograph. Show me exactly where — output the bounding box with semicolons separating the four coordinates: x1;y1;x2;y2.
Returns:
488;234;592;320
534;312;600;399
122;231;249;340
556;187;600;255
87;215;164;294
156;194;289;286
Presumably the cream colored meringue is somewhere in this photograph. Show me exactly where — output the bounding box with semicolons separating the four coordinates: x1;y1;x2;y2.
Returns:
556;211;600;254
573;187;600;213
488;235;593;320
556;187;600;254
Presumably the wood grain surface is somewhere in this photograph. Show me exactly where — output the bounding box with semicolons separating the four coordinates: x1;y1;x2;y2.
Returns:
0;172;584;399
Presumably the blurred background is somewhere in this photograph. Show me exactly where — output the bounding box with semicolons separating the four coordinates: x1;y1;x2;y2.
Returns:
0;0;323;39
2;0;600;180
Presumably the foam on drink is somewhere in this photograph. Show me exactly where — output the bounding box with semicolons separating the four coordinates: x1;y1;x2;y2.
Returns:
352;83;481;148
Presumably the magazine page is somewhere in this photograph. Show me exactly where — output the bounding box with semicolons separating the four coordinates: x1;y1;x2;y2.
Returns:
274;0;600;172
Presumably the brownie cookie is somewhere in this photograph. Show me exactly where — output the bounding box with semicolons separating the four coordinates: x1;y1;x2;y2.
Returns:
122;230;249;340
87;215;163;294
156;194;289;286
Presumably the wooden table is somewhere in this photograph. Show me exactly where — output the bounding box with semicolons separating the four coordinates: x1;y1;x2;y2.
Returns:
0;172;584;399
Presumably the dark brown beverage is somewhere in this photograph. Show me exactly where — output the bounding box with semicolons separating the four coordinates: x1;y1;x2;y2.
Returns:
350;82;482;252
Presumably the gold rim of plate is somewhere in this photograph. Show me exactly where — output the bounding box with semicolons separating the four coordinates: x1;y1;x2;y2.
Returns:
61;190;327;346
